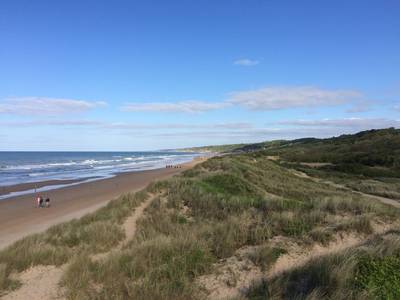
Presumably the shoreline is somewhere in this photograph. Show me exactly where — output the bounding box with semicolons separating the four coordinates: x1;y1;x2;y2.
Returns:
0;178;95;197
0;157;203;200
0;157;207;250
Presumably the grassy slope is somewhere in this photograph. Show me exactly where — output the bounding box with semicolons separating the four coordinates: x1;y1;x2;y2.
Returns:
257;128;400;173
1;150;398;299
254;128;400;200
180;143;247;153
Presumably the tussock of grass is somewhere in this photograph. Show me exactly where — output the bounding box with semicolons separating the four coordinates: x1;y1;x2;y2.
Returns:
61;253;98;299
0;264;6;290
0;263;19;296
248;246;287;271
335;215;374;235
77;235;214;299
308;228;334;245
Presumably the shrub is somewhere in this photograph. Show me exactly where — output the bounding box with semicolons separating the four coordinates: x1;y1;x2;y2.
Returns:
354;255;400;299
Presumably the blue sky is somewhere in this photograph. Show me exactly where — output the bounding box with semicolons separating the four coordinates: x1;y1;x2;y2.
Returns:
0;0;399;150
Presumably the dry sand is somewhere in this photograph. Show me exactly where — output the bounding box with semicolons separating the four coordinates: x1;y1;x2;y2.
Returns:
0;158;205;250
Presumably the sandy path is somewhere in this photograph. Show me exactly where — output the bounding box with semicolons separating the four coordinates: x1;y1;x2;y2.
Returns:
1;194;157;300
352;190;400;208
267;234;361;279
121;194;153;246
0;158;205;250
199;233;365;300
201;224;395;300
92;192;156;261
2;265;66;300
290;169;400;208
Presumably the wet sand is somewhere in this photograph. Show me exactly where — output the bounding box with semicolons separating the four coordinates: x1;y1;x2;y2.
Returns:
0;158;205;250
0;178;91;196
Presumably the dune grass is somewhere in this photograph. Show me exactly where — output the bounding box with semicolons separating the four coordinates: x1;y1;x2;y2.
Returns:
248;246;287;272
0;152;398;299
0;190;148;295
285;162;400;201
58;154;397;298
247;230;400;300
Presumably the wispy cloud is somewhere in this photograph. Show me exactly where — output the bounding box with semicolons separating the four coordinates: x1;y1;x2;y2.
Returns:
121;86;365;114
233;58;260;66
2;116;396;146
150;127;356;140
0;120;103;127
0;97;106;115
346;101;372;113
394;105;400;112
121;100;229;113
0;120;253;131
278;117;400;128
99;121;251;130
228;86;362;111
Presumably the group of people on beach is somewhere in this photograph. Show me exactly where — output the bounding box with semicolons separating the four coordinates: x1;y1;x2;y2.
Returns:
166;164;182;169
36;196;51;208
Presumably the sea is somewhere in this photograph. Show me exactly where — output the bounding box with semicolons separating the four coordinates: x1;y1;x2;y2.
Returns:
0;151;199;199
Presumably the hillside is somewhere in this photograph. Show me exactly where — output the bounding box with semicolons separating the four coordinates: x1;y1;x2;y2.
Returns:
258;128;400;170
249;128;400;201
0;128;400;299
180;143;246;153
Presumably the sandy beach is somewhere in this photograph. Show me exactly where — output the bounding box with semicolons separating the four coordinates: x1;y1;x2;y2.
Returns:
0;158;204;250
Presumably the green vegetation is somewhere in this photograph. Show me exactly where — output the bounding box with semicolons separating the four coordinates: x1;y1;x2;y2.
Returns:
248;230;400;300
181;143;246;153
258;128;400;170
255;128;400;200
1;128;400;299
355;253;400;299
0;191;148;296
248;246;287;271
294;165;400;200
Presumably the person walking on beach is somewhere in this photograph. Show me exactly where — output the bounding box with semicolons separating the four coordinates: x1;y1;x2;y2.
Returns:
36;196;41;208
37;196;44;208
45;197;50;208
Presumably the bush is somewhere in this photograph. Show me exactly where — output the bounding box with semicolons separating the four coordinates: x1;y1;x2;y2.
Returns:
355;255;400;299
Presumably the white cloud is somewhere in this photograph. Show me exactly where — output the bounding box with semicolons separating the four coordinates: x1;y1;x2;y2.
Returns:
346;101;372;113
229;86;362;110
0;120;253;131
0;120;103;127
120;86;367;114
0;97;106;115
150;127;350;140
278;117;400;128
211;122;252;129
99;122;250;130
121;100;229;113
233;58;260;66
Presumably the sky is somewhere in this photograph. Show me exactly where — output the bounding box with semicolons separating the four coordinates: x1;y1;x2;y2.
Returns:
0;0;399;151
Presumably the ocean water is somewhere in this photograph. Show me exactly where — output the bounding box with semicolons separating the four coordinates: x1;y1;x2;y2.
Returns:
0;151;199;188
